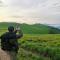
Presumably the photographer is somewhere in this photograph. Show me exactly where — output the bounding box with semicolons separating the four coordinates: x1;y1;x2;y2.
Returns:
0;26;23;60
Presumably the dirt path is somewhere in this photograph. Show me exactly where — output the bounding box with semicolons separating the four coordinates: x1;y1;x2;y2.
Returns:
0;47;51;60
0;48;11;60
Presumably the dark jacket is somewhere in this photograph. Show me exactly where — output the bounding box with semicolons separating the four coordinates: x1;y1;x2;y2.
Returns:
0;30;23;52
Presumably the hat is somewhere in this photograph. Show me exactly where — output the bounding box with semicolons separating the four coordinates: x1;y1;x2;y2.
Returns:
8;26;14;32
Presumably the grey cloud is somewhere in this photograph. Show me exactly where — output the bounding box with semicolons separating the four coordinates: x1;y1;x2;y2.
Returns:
5;0;48;8
0;0;3;6
1;0;60;24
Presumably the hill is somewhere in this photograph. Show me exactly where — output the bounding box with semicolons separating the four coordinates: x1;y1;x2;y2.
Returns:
0;22;60;34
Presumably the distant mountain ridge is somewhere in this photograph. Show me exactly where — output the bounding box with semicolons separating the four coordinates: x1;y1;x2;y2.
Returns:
0;22;60;34
48;24;60;29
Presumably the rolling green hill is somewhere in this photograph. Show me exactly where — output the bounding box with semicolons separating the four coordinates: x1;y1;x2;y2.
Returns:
0;22;60;34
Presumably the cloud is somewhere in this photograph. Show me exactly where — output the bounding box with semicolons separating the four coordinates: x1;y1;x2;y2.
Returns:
0;0;60;24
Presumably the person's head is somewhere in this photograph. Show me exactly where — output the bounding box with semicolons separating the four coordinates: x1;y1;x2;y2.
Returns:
8;26;14;32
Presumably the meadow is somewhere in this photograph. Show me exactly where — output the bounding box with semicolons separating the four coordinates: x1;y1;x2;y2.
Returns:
17;34;60;60
0;31;60;60
0;22;60;60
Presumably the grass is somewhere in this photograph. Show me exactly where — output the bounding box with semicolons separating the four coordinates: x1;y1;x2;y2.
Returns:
0;22;60;34
0;30;60;60
18;34;60;60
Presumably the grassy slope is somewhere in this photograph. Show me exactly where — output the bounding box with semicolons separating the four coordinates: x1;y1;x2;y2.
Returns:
0;22;60;34
0;22;60;60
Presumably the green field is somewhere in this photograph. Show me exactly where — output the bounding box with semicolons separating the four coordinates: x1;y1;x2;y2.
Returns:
16;34;60;60
0;32;60;60
0;22;60;34
0;22;60;60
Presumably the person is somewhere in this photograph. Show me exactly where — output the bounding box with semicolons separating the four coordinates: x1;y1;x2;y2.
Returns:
0;26;23;60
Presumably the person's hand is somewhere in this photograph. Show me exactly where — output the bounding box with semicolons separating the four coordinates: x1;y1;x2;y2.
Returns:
16;27;21;31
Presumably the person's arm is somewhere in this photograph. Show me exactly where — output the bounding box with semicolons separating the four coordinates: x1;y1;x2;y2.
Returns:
14;26;23;39
14;30;17;33
16;29;23;39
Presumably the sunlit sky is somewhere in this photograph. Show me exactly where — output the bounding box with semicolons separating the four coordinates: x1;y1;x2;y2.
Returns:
0;0;60;24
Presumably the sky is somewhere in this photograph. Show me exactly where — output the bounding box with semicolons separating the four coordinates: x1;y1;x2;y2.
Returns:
0;0;60;24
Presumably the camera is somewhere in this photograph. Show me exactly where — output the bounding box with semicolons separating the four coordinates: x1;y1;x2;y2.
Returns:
16;27;20;31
